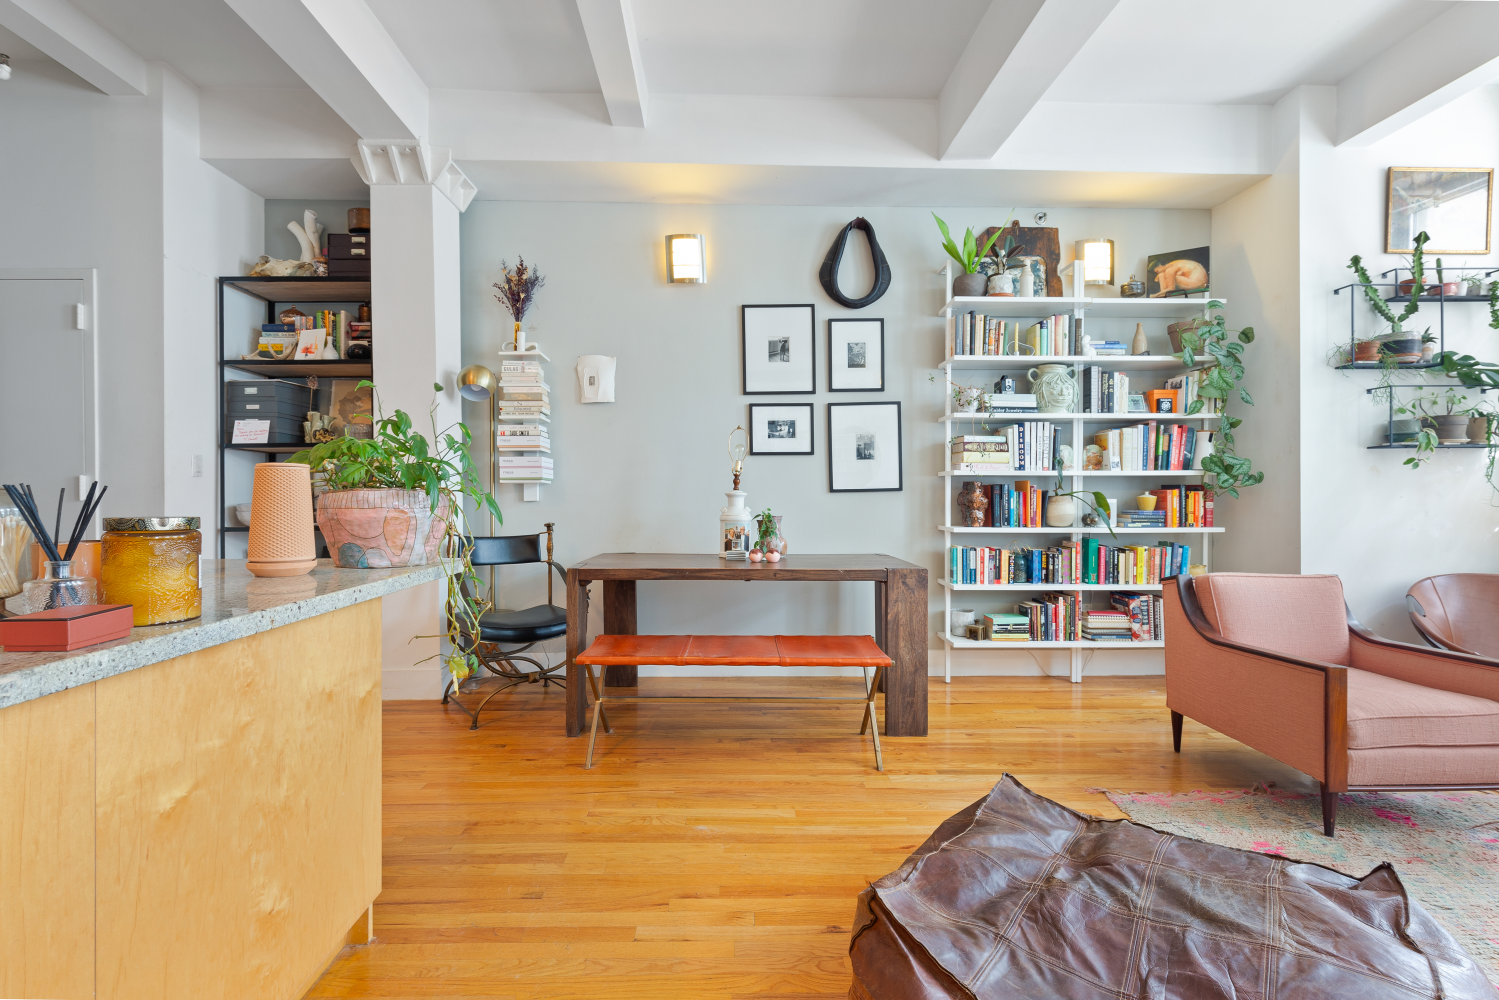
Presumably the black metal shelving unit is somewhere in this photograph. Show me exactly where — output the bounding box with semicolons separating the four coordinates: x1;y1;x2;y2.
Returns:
217;276;371;557
1366;385;1491;450
1332;268;1494;370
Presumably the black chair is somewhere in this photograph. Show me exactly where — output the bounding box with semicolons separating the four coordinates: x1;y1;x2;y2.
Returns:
442;522;576;729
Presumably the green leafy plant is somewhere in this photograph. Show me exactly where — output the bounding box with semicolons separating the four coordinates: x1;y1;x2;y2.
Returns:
933;213;1007;274
1050;468;1115;539
289;382;502;681
1489;279;1499;329
1173;301;1263;498
1347;230;1429;335
1394;387;1481;468
753;507;780;550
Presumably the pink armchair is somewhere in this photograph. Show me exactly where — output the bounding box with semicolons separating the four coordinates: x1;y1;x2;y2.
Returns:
1165;572;1499;836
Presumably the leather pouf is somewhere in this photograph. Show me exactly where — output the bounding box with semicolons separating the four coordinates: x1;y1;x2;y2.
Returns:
246;462;317;578
316;489;449;569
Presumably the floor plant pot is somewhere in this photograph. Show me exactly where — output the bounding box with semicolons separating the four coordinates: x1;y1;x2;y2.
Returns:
953;272;987;297
316;488;451;568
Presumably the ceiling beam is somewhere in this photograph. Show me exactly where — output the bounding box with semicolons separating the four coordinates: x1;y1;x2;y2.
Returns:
222;0;428;140
0;0;146;96
574;0;648;127
938;0;1119;161
1336;2;1499;147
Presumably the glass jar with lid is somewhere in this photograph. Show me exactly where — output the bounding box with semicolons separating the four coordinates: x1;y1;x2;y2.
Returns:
0;505;33;600
100;517;202;626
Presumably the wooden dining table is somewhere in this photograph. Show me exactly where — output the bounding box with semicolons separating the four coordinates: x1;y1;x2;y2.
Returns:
564;553;929;737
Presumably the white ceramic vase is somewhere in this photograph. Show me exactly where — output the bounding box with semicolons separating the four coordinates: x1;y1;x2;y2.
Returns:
1026;364;1078;414
1046;496;1076;528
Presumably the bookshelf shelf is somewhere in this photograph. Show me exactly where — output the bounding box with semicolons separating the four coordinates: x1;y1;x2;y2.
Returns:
937;263;1219;684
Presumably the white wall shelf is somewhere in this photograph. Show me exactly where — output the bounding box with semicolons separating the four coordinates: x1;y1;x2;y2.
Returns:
937;262;1219;684
495;350;551;502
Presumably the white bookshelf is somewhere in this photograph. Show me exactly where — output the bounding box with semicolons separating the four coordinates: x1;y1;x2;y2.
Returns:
496;349;551;502
937;263;1222;684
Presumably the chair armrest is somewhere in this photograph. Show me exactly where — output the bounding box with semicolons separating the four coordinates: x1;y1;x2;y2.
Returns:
1165;576;1345;786
1347;614;1499;703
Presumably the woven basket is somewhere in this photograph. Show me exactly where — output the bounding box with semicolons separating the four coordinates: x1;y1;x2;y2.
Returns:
316;489;450;569
247;463;316;578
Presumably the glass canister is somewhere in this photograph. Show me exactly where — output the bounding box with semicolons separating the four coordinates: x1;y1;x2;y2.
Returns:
100;517;203;626
1;505;34;600
21;560;98;612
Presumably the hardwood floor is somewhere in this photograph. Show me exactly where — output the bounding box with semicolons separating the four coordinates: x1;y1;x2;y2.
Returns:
304;675;1309;999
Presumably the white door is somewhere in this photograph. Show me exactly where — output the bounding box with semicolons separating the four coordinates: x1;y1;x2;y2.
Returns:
0;272;97;535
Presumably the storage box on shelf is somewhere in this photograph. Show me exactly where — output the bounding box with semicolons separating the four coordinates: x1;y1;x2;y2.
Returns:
937;263;1225;683
495;350;552;502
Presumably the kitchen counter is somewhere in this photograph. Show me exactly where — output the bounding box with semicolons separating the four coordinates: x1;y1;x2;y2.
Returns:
0;558;446;709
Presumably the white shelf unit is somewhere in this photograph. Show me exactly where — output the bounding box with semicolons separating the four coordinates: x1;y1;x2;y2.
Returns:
496;349;551;502
938;266;1222;684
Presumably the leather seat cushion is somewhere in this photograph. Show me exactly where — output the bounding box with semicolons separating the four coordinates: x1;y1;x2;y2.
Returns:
1347;666;1499;749
478;603;567;643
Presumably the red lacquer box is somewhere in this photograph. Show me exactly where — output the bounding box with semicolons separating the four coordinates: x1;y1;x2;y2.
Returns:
0;604;135;651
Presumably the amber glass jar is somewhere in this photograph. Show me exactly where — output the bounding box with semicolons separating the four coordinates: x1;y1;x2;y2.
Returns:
100;517;202;626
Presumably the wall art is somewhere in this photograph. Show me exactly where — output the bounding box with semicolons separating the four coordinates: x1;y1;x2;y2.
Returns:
1145;246;1210;298
1387;167;1493;254
742;304;815;394
828;401;902;492
819;217;891;308
828;318;884;391
749;403;814;455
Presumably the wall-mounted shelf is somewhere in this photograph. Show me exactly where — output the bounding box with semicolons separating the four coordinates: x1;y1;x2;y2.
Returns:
940;296;1219;319
223;359;372;378
939;412;1220;423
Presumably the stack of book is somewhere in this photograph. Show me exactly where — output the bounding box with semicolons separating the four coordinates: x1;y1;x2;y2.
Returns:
950;435;1008;472
1112;592;1164;641
496;424;550;453
499;456;553;483
1080;367;1131;413
1017;592;1080;641
1081;609;1133;642
948;314;1080;357
984;613;1030;642
1117;508;1167;528
1089;340;1128;356
983;392;1037;414
1090;424;1203;472
1080;540;1192;585
949;542;1083;585
959;422;1060;472
497;360;550;420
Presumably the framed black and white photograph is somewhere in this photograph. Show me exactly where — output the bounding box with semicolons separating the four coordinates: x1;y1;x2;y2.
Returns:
828;318;884;392
749;403;814;455
742;304;815;394
828;401;902;492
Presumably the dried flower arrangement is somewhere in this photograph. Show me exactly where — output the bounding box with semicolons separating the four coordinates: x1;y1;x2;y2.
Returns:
492;257;545;350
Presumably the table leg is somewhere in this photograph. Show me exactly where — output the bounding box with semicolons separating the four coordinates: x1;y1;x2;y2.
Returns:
565;570;589;737
873;580;888;694
602;579;638;687
880;567;929;737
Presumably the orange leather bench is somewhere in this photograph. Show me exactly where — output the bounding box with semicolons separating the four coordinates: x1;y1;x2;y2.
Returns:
574;634;892;770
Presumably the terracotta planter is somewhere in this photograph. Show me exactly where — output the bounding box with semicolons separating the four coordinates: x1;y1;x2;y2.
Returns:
316;488;450;568
1353;340;1382;363
1468;416;1491;445
247;463;317;578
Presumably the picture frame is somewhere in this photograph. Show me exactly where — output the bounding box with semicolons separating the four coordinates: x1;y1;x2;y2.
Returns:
1387;167;1494;254
329;378;374;439
827;318;884;392
1144;246;1210;298
828;401;902;492
742;304;815;394
749;403;814;455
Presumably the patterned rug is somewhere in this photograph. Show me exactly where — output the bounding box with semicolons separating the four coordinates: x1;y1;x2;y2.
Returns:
1106;784;1499;980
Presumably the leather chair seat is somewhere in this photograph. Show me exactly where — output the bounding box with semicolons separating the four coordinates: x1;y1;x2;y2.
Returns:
478;604;567;644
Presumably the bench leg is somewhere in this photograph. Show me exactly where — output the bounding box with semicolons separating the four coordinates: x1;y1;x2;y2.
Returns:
585;665;605;769
584;661;612;735
861;666;884;772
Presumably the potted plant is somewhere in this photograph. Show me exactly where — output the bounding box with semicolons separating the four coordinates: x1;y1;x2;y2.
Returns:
1378;326;1425;364
1400;387;1478;446
1173;302;1264;498
1349;230;1429;356
753;507;785;562
1046;468;1115;532
290;382;502;682
934;213;1006;297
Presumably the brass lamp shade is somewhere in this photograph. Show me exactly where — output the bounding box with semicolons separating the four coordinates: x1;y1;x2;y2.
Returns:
458;364;496;401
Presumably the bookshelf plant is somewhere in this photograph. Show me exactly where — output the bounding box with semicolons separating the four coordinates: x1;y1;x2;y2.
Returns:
937;262;1228;684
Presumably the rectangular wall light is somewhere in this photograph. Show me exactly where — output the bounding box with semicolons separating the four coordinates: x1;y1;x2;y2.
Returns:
667;233;706;283
1076;238;1115;285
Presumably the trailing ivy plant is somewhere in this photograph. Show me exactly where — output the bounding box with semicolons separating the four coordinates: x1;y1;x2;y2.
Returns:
1347;230;1429;335
1173;301;1263;498
1489;279;1499;330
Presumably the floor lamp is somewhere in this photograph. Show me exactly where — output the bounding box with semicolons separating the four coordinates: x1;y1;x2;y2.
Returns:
457;364;497;599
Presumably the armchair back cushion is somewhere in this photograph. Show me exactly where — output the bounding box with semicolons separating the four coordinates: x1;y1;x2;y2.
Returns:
1408;574;1499;658
1193;573;1350;665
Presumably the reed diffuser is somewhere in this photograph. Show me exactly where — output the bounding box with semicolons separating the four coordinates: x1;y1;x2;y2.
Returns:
2;481;107;612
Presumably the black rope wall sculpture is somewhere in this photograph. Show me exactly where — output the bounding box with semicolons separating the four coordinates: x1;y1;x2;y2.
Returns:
819;217;891;309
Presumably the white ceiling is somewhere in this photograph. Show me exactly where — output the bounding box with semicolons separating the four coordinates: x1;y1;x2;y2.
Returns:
0;24;45;60
69;0;298;88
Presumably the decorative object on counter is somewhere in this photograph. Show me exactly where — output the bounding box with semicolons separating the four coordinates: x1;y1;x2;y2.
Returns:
348;206;370;233
827;318;884;391
956;480;988;527
934;213;1007;297
19;559;97;613
749;403;814;455
742;303;816;394
0;504;32;599
30;540;100;584
246;463;317;578
1173;300;1263;498
287;209;323;263
1130;322;1148;355
2;481;107;614
828;401;902;492
248;255;319;277
1120;273;1146;298
666;233;706;283
493;257;545;352
1147;246;1210;297
0;604;134;651
1387;167;1493;254
819;217;891;308
1025;364;1077;414
576;354;616;403
100;517;203;626
754;508;786;560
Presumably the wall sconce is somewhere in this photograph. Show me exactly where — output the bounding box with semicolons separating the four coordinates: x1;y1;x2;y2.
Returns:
666;233;706;283
1075;238;1115;286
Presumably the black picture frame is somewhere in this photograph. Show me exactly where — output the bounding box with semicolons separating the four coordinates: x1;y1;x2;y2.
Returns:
742;304;815;395
828;401;902;492
748;403;814;455
827;317;885;392
1144;246;1210;298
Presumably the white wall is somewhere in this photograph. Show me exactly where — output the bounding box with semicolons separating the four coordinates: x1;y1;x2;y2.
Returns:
458;201;1209;676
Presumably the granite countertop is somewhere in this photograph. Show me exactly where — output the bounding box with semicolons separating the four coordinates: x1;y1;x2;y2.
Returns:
0;559;448;709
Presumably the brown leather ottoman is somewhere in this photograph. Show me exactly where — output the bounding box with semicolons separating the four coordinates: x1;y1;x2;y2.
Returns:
849;775;1495;999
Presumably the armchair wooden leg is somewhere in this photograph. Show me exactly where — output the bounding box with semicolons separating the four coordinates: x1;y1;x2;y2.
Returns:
1171;711;1183;753
1320;786;1338;837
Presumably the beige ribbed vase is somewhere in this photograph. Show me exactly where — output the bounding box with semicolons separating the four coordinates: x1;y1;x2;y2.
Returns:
247;462;317;578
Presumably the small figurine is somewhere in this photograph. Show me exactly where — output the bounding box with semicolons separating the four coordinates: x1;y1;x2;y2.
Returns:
1121;274;1146;298
1080;334;1097;357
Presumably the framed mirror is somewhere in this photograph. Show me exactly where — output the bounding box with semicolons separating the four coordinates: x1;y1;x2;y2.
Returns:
1387;167;1493;254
